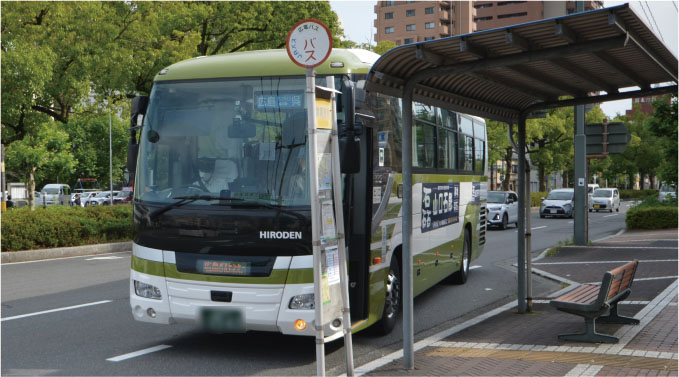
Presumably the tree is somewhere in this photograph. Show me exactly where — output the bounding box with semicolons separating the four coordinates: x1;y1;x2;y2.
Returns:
486;120;510;190
373;40;397;55
647;94;677;187
5;121;76;207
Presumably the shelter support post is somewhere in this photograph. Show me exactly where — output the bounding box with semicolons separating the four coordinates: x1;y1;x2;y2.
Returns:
574;105;588;245
523;129;532;312
517;116;526;314
402;82;415;370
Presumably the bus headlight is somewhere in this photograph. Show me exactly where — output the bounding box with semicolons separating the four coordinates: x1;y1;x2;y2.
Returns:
289;293;315;309
134;280;162;300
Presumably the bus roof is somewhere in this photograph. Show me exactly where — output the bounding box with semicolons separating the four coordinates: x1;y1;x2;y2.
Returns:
154;49;379;82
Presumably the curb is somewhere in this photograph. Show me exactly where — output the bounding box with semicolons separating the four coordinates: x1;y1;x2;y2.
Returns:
1;241;132;263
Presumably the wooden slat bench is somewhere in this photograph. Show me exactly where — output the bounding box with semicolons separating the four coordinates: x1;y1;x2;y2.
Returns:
549;260;640;343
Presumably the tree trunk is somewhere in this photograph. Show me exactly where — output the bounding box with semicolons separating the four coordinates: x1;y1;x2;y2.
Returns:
503;147;512;191
28;168;36;209
538;163;546;192
562;170;568;188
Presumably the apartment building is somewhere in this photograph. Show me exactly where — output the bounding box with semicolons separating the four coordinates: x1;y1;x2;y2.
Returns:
374;1;603;45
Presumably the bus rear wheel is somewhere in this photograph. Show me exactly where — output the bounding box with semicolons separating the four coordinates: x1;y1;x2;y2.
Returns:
375;257;401;335
450;229;471;285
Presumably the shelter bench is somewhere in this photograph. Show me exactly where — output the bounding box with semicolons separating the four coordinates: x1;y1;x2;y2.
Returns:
549;260;640;343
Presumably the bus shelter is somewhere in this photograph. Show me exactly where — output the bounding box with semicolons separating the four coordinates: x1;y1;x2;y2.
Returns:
365;3;677;369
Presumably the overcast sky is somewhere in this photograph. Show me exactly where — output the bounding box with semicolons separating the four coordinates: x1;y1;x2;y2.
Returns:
329;0;678;118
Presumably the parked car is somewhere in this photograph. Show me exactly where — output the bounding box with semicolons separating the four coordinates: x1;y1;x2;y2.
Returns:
590;188;620;212
486;191;519;229
41;184;71;206
540;188;575;218
114;190;133;204
85;191;117;206
658;185;676;202
80;191;99;206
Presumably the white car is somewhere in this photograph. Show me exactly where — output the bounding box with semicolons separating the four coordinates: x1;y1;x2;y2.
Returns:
590;188;620;212
85;191;118;206
486;191;519;229
540;188;575;218
659;185;676;202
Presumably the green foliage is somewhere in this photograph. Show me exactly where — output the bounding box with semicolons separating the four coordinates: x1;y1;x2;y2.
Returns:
619;189;658;199
1;205;133;251
647;95;678;187
373;40;397;55
626;199;678;230
531;191;548;207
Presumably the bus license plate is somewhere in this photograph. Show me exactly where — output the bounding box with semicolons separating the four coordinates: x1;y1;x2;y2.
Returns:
200;308;245;333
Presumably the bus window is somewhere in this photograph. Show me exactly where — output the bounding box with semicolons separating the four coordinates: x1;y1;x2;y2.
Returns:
459;115;473;136
443;110;458;130
474;139;485;173
458;134;474;171
473;119;486;140
437;128;457;169
414;120;435;168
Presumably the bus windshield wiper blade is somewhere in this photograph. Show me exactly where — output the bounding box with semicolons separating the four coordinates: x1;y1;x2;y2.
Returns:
230;200;306;219
150;195;237;220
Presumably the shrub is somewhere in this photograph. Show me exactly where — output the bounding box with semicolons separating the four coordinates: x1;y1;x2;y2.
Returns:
1;205;133;251
531;192;548;207
626;197;678;229
619;189;658;200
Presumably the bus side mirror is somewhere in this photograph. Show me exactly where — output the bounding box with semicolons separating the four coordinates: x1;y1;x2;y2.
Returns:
339;133;360;174
127;95;149;185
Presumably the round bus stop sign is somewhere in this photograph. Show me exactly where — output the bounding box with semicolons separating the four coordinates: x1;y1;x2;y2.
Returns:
286;19;333;69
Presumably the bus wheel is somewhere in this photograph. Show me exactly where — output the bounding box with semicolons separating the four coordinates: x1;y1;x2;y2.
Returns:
375;257;401;335
451;229;471;285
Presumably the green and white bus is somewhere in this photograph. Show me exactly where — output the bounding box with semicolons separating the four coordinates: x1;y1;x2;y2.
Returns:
128;48;488;336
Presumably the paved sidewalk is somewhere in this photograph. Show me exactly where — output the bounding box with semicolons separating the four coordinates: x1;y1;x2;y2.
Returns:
361;229;678;376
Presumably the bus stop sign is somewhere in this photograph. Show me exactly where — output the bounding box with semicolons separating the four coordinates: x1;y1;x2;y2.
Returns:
286;19;333;69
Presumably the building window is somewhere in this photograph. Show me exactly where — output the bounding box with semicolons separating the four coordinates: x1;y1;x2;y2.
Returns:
498;12;528;19
384;1;394;6
474;16;493;21
425;22;435;29
474;3;493;9
498;1;526;5
404;38;414;44
385;12;394;19
425;7;434;14
385;26;394;34
424;36;435;41
406;9;416;16
406;24;416;31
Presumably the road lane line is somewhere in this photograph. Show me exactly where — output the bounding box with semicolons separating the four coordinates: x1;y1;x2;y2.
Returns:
85;256;123;261
1;251;131;265
603;214;619;217
470;265;482;270
531;226;547;230
107;345;172;362
1;300;112;321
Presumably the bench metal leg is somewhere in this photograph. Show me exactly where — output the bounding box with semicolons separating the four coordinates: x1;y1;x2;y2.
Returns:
597;304;640;325
558;317;619;343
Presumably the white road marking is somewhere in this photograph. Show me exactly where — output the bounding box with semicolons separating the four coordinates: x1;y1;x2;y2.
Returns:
484;288;493;291
1;251;131;265
603;214;619;218
1;300;112;322
531;226;547;230
561;246;677;250
568;221;574;224
469;265;482;270
85;256;124;261
107;345;172;362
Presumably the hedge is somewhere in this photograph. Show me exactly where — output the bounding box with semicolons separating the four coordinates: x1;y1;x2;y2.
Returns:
531;192;548;207
1;205;133;251
625;197;678;229
619;189;658;200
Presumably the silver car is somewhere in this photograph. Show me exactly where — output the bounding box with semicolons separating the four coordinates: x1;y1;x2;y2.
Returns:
486;191;519;229
540;189;574;218
590;188;620;212
659;185;676;202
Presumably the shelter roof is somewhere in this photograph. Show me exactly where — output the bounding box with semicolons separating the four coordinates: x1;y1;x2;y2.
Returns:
366;4;677;122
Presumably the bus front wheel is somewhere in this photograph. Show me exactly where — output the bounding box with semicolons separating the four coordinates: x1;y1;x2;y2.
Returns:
375;257;401;335
450;229;471;285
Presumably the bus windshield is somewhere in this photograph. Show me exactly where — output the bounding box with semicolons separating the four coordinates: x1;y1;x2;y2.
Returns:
136;77;312;207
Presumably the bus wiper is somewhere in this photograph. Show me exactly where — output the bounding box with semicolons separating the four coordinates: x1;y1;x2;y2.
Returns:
229;200;306;220
149;195;242;220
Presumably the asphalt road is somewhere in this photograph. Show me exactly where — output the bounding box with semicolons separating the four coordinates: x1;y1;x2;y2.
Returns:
1;202;632;376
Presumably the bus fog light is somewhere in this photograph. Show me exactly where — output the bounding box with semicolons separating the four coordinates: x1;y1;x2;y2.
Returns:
134;280;162;300
289;293;315;309
294;319;307;331
332;318;342;328
147;308;157;318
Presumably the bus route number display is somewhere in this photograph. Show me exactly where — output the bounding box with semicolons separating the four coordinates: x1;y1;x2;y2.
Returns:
286;19;333;69
421;183;459;233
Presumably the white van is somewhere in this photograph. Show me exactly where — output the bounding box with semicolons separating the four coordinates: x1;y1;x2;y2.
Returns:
41;184;71;206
